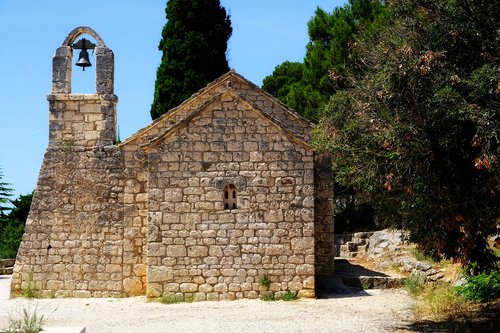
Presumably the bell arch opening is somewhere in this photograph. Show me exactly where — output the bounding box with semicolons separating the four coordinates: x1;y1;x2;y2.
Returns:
71;35;98;94
52;26;114;95
62;26;106;48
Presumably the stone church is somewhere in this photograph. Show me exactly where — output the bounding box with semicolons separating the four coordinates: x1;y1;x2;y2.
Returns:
11;27;334;301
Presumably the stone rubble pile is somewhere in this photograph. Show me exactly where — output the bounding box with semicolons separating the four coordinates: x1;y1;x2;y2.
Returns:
395;257;445;281
367;229;446;282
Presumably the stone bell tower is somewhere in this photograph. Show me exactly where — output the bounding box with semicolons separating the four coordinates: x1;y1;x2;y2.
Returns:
11;27;127;298
49;26;117;147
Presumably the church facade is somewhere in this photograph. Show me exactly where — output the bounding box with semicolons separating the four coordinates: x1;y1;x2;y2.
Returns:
11;27;334;300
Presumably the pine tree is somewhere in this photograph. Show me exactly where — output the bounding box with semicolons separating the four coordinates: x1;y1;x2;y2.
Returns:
151;0;232;120
0;167;13;218
262;0;387;121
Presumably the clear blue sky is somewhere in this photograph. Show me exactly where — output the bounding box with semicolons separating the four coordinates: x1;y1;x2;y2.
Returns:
0;0;345;198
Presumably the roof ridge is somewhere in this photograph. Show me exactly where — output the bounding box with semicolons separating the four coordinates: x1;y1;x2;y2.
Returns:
141;89;312;152
228;71;315;128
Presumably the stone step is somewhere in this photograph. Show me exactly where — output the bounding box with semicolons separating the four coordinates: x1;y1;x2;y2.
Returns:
339;251;359;258
0;259;15;267
340;276;403;289
335;232;374;245
341;242;358;252
357;244;368;252
334;258;404;289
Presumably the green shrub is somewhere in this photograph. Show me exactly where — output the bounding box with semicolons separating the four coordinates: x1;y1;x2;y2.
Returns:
259;275;271;288
404;271;426;295
21;274;38;299
282;291;297;302
455;270;500;302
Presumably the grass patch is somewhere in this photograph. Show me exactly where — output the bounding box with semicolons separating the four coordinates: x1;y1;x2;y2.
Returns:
4;307;45;333
414;283;473;322
410;248;437;263
21;276;39;299
282;291;297;301
260;292;275;301
404;271;426;295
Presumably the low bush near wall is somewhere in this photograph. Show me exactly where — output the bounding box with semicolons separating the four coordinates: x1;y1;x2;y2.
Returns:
455;270;500;302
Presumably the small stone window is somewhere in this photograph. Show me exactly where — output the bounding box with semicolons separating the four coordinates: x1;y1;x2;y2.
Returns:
224;184;237;210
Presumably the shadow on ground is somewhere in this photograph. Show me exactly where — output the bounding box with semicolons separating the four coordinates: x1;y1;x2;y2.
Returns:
316;259;396;298
397;299;500;333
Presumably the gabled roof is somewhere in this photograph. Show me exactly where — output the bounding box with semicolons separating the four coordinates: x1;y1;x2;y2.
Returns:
119;70;314;149
142;90;313;152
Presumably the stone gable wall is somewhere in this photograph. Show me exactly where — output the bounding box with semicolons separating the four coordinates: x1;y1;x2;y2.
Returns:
226;76;312;143
145;93;316;301
120;73;312;149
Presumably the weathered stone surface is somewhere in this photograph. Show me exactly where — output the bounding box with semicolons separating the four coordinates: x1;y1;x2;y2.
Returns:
367;230;405;259
167;245;187;257
123;277;143;295
148;266;173;283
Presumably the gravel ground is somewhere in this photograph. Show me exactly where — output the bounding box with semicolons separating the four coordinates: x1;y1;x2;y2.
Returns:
0;275;415;333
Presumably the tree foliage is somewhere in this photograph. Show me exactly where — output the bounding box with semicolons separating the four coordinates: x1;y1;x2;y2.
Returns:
0;167;13;218
314;0;499;269
262;0;388;121
0;192;32;259
150;0;232;120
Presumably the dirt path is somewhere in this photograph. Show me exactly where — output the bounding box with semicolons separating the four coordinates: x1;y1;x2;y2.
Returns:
0;276;415;333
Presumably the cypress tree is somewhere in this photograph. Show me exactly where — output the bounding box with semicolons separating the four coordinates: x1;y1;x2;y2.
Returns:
151;0;232;120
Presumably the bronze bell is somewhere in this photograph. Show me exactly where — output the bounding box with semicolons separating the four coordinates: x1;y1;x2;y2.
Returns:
76;49;92;70
73;38;95;71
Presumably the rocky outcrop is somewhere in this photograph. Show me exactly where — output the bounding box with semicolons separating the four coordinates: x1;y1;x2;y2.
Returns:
367;230;405;259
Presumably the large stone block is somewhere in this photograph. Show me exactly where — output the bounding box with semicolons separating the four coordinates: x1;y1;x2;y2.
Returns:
123;277;143;295
187;246;208;257
148;266;173;283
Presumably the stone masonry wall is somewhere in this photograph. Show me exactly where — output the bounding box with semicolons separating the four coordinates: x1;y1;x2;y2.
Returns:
11;145;125;297
119;145;149;295
144;92;316;301
10;92;128;297
48;94;117;148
